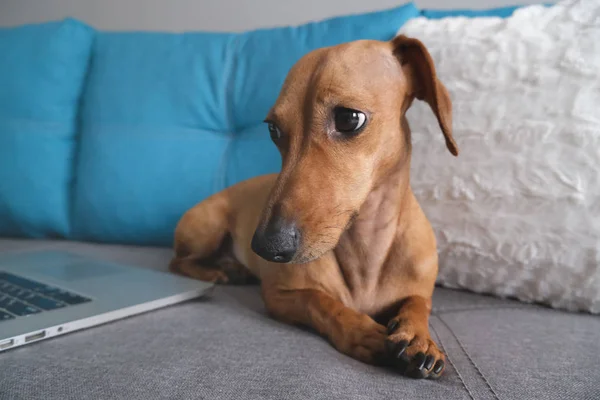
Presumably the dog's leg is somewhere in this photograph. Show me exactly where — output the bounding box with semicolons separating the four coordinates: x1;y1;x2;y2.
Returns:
213;253;259;285
385;296;445;379
170;248;258;285
169;192;254;284
263;288;387;365
169;255;230;283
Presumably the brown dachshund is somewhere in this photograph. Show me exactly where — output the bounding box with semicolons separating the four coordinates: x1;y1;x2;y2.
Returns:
170;35;458;379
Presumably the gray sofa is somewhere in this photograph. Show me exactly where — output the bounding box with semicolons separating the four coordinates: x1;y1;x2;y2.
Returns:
1;238;598;400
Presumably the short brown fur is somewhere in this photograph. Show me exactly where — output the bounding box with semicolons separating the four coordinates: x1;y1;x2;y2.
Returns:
170;35;458;379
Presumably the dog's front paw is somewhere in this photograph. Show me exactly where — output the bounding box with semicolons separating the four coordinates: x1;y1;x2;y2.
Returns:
337;318;388;365
385;319;445;379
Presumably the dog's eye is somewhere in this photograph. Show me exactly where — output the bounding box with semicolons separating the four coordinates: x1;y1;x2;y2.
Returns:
267;122;282;142
334;107;366;135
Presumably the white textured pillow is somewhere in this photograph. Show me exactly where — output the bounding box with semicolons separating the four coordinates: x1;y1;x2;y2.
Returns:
398;0;600;313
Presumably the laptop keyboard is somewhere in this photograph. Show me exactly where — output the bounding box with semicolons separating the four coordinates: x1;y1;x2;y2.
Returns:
0;271;91;322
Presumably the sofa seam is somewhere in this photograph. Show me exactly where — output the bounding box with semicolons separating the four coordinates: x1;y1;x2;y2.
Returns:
432;302;573;316
215;137;236;192
214;34;240;192
433;304;538;314
437;315;501;400
224;34;240;135
67;30;97;240
429;319;475;400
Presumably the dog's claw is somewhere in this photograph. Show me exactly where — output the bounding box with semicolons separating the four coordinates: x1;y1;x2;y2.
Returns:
387;319;399;335
424;355;435;371
433;360;445;375
404;352;430;379
385;340;445;379
406;367;428;379
404;355;445;379
385;338;409;359
395;340;409;359
413;352;427;370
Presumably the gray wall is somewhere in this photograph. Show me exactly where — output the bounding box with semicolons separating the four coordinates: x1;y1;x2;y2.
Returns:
1;0;544;31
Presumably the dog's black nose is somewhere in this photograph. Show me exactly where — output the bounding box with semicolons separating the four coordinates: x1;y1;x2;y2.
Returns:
251;216;300;263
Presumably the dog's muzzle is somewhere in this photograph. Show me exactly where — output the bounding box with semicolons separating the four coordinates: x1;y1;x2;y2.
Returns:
251;216;300;263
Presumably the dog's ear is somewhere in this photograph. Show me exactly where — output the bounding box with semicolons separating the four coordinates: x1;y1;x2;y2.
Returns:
392;35;458;156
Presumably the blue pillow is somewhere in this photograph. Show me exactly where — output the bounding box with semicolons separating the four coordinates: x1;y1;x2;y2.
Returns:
225;124;281;188
0;18;93;238
72;31;235;246
72;3;420;246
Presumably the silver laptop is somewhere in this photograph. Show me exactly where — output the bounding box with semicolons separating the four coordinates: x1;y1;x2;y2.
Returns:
0;250;212;352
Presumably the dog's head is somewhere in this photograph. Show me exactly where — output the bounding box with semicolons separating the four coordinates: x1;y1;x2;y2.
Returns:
251;35;458;264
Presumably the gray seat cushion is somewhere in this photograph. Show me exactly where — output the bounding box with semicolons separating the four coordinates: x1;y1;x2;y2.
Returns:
0;239;598;399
